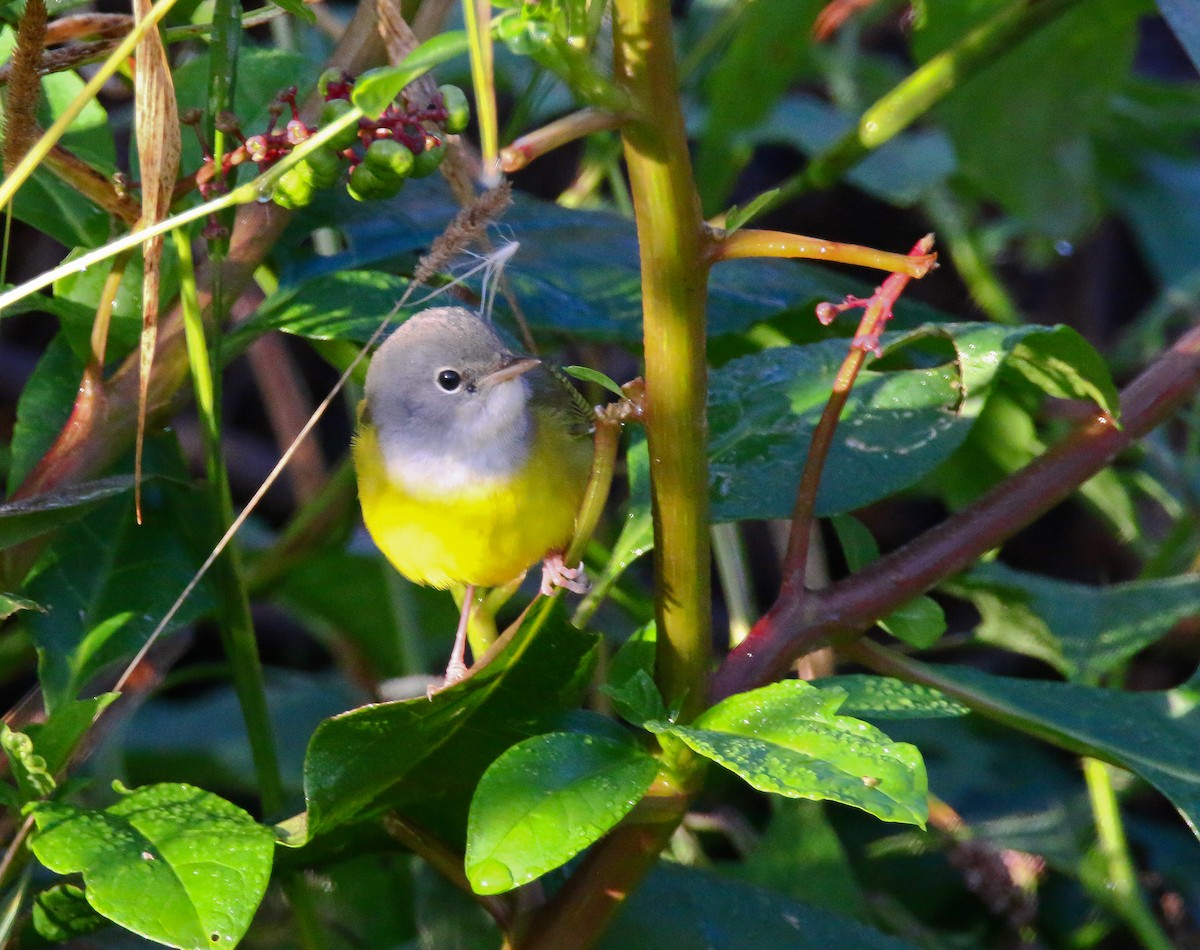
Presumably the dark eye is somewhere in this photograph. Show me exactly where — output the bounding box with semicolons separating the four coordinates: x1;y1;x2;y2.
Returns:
436;369;462;392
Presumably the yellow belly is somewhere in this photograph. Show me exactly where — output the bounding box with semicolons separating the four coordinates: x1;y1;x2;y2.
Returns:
354;420;592;589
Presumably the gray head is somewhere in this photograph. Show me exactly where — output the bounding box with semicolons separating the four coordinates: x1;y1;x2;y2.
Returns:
363;307;540;491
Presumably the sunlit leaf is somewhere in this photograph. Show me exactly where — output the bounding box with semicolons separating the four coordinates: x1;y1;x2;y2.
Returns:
648;681;927;826
29;783;273;950
465;731;658;893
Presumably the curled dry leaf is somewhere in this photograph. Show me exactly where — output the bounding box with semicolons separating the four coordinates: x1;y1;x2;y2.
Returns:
132;0;181;521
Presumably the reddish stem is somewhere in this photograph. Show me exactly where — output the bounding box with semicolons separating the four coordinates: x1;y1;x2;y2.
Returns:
712;322;1200;701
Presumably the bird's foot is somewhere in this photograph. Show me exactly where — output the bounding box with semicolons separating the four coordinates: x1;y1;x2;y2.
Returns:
540;553;591;596
426;658;469;699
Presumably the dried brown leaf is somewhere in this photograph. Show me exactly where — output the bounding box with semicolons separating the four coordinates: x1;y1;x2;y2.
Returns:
132;0;181;521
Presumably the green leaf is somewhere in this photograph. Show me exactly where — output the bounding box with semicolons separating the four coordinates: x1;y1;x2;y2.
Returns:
29;783;273;950
267;0;315;22
562;365;625;400
230;270;413;347
353;32;471;117
813;676;969;720
606;620;656;690
0;476;135;549
602;863;919;950
649;681;928;826
723;189;781;233
0;724;55;801
465;731;659;893
909;662;1200;838
829;515;944;648
276;178;948;345
694;0;822;210
0;592;39;622
25;460;216;713
26;694;118;774
912;0;1143;236
946;562;1200;685
300;598;599;845
32;883;107;943
732;800;868;918
602;668;668;727
1006;325;1120;417
694;322;1112;520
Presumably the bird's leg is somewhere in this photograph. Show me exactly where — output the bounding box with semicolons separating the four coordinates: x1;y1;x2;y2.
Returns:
443;583;475;685
540;552;590;596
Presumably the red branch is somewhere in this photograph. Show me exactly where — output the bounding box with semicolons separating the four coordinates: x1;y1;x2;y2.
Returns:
711;322;1200;701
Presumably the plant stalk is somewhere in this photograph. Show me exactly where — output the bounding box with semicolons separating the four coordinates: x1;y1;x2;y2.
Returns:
613;0;711;723
1082;757;1174;950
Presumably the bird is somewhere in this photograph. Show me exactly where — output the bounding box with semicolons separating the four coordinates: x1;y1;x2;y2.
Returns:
353;306;595;687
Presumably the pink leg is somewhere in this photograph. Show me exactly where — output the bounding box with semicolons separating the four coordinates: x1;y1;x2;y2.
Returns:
540;553;591;597
443;584;474;686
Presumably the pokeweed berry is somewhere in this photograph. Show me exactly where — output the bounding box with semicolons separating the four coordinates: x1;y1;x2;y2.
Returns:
439;85;470;135
363;138;415;183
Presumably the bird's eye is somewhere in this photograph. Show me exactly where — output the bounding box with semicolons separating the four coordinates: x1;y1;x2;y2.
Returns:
436;369;462;392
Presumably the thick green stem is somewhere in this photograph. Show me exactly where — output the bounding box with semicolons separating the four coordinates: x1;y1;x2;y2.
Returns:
1082;758;1174;950
175;229;285;818
613;0;711;723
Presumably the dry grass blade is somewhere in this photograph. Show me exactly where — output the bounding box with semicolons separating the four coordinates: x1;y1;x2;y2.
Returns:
3;0;47;177
132;0;181;522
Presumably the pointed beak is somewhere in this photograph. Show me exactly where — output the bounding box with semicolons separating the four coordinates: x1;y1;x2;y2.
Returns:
482;356;540;386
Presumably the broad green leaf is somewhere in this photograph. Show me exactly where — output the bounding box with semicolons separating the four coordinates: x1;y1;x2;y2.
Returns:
946;562;1200;685
0;592;39;622
814;676;969;720
29;783;273;950
52;246;181;364
32;884;106;943
300;598;599;844
648;681;927;826
465;731;659;893
122;672;359;806
603;863;919;950
230;271;413;348
0;725;54;800
1006;325;1120;417
913;0;1143;236
733;800;868;918
25;465;216;713
0;476;134;549
273;177;948;345
685;322;1116;520
907;662;1200;837
353;32;470;117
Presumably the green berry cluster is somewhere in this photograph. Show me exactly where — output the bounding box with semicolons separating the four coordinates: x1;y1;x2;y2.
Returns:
272;73;469;209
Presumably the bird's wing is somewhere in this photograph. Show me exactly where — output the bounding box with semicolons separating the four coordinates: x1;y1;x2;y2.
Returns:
538;363;596;439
